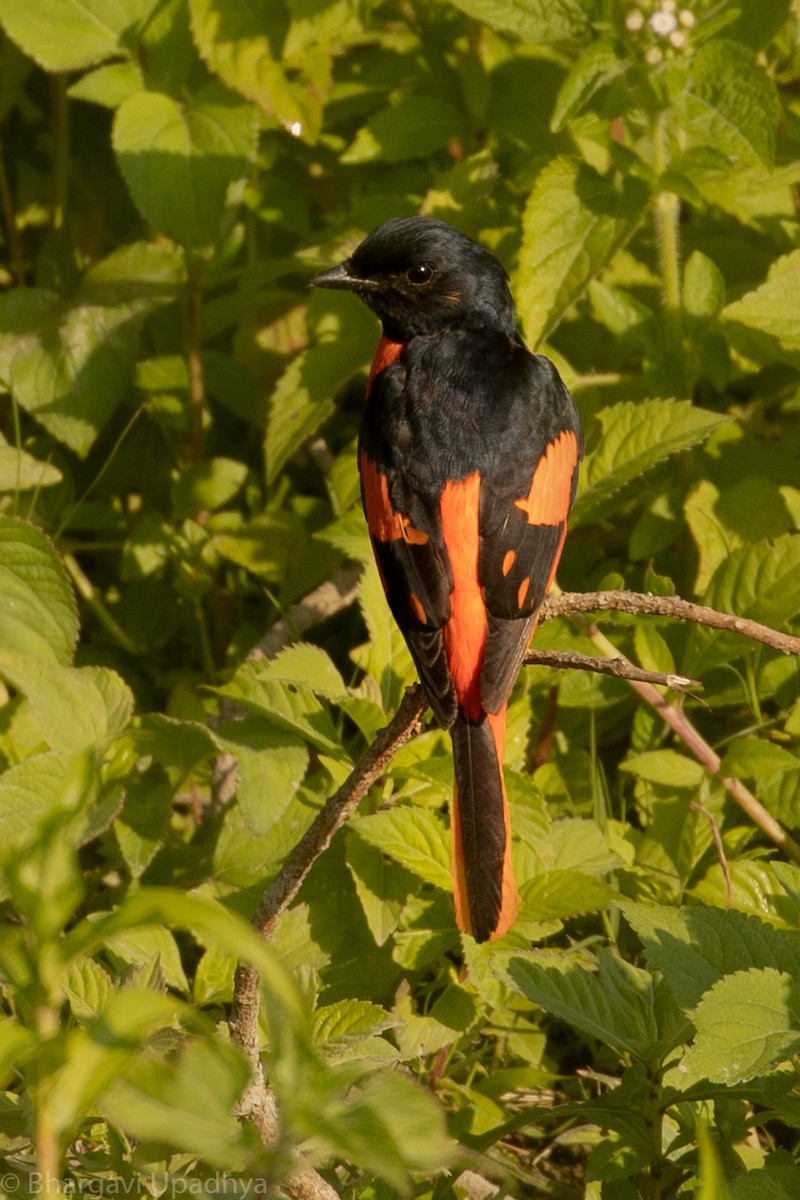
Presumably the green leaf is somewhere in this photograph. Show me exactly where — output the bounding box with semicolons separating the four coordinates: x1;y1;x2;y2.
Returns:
47;990;184;1141
345;832;410;946
265;293;376;484
189;0;320;137
61;956;115;1021
677;41;780;168
113;83;257;249
214;662;346;757
311;993;395;1051
682;967;800;1085
216;718;309;837
445;0;595;44
0;0;160;71
683;251;726;328
0;433;62;492
729;1167;800;1200
520;869;617;921
551;40;627;131
351;808;452;893
571;399;728;526
686;534;800;675
506;948;659;1060
620;902;800;1012
171;457;247;520
343;96;464;164
67;60;144;108
721;250;800;369
0;517;77;663
0;651;133;753
0;243;184;456
0;753;104;856
259;643;348;700
621;750;704;791
102;1036;252;1166
696;1120;729;1200
518;157;647;346
101;924;189;994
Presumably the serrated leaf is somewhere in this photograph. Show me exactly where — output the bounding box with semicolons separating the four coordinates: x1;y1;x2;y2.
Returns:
445;0;595;44
0;244;184;456
0;517;77;663
0;651;133;753
216;719;309;837
101;924;189;994
678;41;780;168
0;0;160;71
551;40;627;131
721;250;800;369
214;662;345;757
520;869;617;921
518;157;647;346
345;833;409;946
620;901;800;1012
351;808;452;892
682;967;800;1085
729;1166;800;1200
62;956;115;1021
571;399;728;526
312;999;395;1047
506;949;659;1060
113;84;257;249
260;643;347;699
0;753;104;858
686;534;800;674
265;295;375;484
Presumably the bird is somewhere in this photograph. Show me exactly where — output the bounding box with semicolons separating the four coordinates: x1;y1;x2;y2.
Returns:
312;216;583;942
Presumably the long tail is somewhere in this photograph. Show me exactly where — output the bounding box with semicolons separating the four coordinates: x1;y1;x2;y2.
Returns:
450;703;519;942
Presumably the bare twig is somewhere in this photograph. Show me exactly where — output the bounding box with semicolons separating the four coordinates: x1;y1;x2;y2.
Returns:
525;648;700;694
540;590;800;657
691;800;733;908
584;622;800;867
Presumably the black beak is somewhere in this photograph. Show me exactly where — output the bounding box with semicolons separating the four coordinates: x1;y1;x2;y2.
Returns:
310;263;377;291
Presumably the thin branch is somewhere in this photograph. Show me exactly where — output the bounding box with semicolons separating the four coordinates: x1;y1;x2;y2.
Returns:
691;800;733;909
525;648;700;694
540;590;800;657
185;278;206;464
585;621;800;867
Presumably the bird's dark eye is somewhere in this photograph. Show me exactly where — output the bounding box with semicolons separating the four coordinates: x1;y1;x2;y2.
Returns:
406;264;434;285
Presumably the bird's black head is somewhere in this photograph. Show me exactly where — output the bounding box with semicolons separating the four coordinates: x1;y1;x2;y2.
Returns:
311;216;517;342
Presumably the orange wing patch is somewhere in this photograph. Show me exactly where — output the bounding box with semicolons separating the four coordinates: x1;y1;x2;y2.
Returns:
515;429;579;526
440;472;485;721
360;451;429;545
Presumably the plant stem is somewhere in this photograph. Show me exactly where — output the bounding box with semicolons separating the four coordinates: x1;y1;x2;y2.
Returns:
51;76;69;232
185;276;206;464
653;113;682;352
63;553;140;655
0;137;24;284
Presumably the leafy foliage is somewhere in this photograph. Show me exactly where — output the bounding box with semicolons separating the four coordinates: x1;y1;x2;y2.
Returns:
0;0;799;1197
